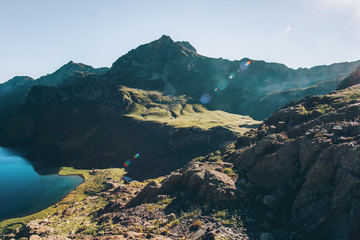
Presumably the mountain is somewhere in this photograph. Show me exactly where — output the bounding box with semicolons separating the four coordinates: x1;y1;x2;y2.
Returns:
0;61;109;144
1;35;360;240
257;77;343;116
1;35;359;179
1;35;358;124
5;80;259;178
0;61;108;117
105;35;360;120
337;65;360;90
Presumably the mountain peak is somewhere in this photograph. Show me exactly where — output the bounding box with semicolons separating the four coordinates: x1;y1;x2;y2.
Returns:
108;35;198;76
158;34;173;43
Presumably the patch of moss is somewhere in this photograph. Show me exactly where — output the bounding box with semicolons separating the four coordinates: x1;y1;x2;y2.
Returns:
222;167;237;178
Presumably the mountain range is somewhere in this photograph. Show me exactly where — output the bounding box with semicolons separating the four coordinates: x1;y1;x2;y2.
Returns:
1;35;360;239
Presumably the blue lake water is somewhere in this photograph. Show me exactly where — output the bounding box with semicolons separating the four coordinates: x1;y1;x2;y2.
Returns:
0;147;83;221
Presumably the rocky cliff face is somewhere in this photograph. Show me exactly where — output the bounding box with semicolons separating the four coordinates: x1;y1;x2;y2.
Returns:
227;85;360;239
105;35;360;120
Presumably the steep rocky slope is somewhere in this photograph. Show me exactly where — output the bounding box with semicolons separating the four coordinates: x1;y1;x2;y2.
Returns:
337;65;360;90
105;35;360;119
4;79;258;179
228;85;360;239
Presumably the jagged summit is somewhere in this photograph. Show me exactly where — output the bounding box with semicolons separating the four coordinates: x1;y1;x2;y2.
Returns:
147;35;197;52
108;35;198;76
156;34;174;44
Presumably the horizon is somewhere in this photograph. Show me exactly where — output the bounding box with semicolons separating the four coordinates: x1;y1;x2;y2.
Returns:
1;0;360;83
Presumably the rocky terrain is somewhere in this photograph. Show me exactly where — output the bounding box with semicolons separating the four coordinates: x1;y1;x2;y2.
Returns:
0;166;307;240
227;84;360;239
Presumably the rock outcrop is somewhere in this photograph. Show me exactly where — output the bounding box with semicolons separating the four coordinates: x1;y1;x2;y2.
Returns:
126;158;239;207
224;85;360;239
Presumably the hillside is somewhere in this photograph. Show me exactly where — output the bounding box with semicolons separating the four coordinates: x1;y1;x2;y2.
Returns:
4;81;259;179
337;65;360;90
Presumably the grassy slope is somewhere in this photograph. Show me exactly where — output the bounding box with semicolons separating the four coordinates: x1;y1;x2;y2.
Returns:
121;86;261;133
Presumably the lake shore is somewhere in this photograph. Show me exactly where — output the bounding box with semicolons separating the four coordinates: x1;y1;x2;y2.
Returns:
0;167;125;235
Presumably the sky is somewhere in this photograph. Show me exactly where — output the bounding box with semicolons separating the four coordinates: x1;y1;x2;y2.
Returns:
1;0;360;83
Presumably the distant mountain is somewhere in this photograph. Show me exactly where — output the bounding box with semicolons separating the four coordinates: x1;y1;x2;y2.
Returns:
0;61;108;117
105;35;360;119
337;64;360;90
256;77;344;116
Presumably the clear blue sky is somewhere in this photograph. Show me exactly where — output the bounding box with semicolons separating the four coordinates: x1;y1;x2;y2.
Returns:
1;0;360;83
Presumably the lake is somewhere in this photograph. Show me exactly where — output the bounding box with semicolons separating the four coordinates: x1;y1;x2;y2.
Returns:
0;147;83;221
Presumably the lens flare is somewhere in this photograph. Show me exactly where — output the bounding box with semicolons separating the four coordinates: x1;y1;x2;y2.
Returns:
240;60;251;71
283;25;294;34
217;79;229;90
200;93;212;104
123;160;131;167
229;73;236;79
215;88;219;91
134;153;140;158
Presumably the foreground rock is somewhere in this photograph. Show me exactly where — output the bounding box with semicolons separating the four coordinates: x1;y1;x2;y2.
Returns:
126;158;239;208
224;84;360;240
